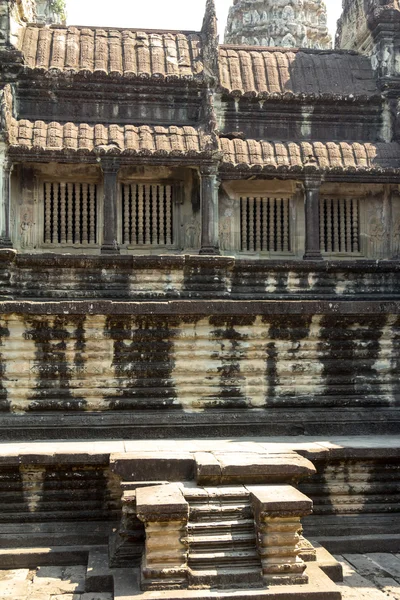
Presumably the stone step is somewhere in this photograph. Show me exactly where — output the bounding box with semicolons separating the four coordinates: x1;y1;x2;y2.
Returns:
188;567;263;588
86;548;114;593
187;519;255;535
113;563;342;599
189;504;252;522
0;521;113;548
0;545;106;568
185;532;256;550
183;488;249;502
188;550;261;569
313;533;400;554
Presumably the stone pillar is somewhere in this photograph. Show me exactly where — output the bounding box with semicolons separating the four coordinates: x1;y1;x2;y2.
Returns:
199;165;220;255
101;160;120;255
303;176;323;261
248;485;313;586
136;483;189;591
0;148;13;248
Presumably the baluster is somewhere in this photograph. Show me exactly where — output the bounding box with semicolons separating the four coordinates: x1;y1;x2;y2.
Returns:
123;184;130;245
276;198;283;252
320;198;325;252
340;198;346;253
82;183;89;245
145;185;151;245
138;184;144;245
166;185;172;245
241;198;247;251
75;184;81;245
283;198;289;252
352;199;359;253
67;183;74;244
53;183;59;244
131;184;137;245
159;185;165;245
60;183;67;244
333;199;339;253
326;198;332;252
89;184;96;244
346;198;352;254
255;197;261;252
44;182;52;244
152;184;158;245
262;197;268;251
269;198;276;252
248;197;254;251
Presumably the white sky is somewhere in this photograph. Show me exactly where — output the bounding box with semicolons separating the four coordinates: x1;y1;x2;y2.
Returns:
66;1;343;39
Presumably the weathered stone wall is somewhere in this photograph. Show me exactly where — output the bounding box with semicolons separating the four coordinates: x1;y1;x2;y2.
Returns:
2;254;400;299
225;0;332;49
300;446;400;552
336;0;400;80
0;0;36;47
0;309;398;414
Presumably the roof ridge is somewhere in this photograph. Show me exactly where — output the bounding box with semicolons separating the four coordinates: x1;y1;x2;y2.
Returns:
220;44;361;56
25;23;201;35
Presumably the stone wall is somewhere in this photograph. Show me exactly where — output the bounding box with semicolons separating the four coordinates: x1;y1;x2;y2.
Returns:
0;307;398;416
225;0;332;49
0;0;36;47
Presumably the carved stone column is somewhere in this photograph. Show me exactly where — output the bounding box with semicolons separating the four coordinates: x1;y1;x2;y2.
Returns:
101;160;120;254
199;165;220;255
136;483;189;591
303;176;323;261
0;149;13;248
248;485;313;586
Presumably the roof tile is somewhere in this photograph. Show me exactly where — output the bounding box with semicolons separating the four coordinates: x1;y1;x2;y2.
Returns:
19;25;204;80
220;139;400;173
219;46;378;98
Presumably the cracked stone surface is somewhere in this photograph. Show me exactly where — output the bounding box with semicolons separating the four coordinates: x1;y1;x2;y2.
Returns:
0;566;112;600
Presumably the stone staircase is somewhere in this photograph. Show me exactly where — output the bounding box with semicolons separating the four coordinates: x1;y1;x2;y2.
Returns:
183;485;263;588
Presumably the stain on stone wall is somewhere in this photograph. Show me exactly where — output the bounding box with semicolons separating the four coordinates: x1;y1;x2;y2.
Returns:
25;316;86;411
318;315;389;407
0;312;400;414
105;316;178;410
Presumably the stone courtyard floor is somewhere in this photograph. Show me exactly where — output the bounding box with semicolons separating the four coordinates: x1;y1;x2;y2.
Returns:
1;554;400;600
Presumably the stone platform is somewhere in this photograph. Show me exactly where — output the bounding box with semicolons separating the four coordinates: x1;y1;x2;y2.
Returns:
3;554;400;600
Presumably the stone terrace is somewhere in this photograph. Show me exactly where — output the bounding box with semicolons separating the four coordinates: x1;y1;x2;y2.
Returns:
2;554;400;600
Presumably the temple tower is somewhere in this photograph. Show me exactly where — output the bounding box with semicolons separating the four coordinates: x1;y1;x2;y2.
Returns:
224;0;332;49
36;0;66;25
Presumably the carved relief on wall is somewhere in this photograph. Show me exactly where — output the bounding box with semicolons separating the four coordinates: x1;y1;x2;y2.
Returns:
225;0;332;49
219;208;234;251
184;215;200;250
19;206;34;249
393;218;400;256
366;200;388;258
219;194;237;251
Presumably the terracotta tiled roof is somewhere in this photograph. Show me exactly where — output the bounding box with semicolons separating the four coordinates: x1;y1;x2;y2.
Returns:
219;47;378;98
9;119;213;157
219;139;400;173
18;26;204;79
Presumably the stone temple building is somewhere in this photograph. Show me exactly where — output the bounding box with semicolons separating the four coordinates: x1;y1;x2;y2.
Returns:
0;0;400;598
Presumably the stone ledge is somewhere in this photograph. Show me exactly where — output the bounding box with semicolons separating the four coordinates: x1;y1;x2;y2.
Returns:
110;454;195;482
136;484;189;522
248;485;313;519
0;299;400;315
